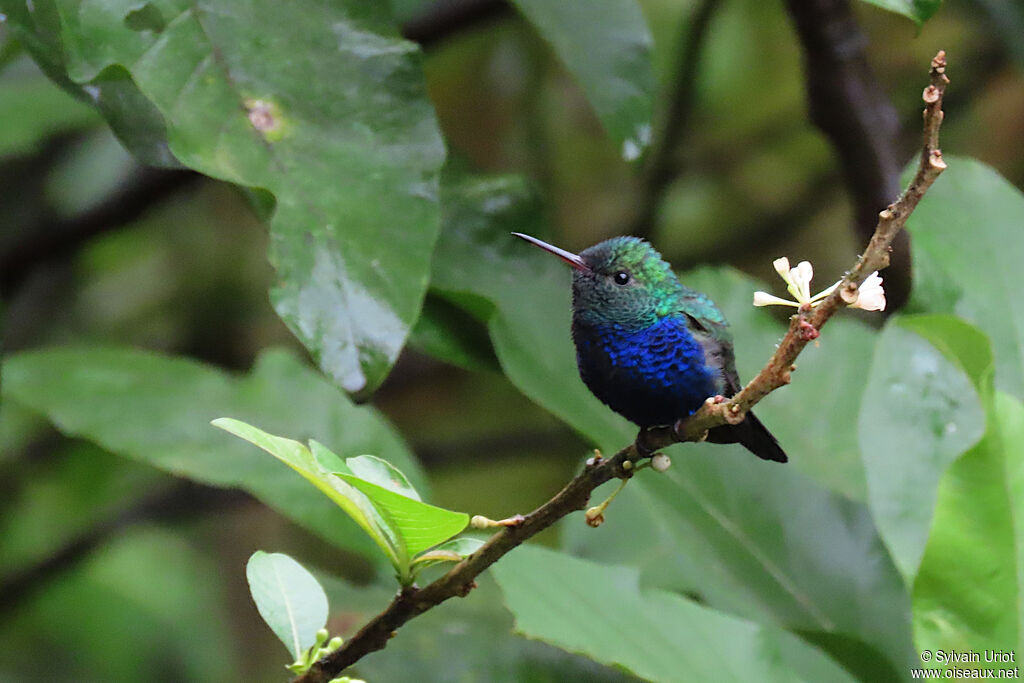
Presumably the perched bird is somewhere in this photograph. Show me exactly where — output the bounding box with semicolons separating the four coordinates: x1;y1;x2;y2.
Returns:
513;233;787;463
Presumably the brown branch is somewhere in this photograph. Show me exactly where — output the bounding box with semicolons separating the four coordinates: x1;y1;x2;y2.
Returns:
0;167;200;297
782;0;911;310
294;52;949;683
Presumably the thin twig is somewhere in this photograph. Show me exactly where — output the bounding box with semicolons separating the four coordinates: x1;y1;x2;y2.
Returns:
294;52;949;683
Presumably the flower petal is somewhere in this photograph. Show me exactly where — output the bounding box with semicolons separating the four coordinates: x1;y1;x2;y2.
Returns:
753;291;800;307
772;257;791;278
849;272;886;311
791;261;814;302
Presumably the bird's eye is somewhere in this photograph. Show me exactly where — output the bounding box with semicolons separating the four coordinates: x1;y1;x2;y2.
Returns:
613;271;630;285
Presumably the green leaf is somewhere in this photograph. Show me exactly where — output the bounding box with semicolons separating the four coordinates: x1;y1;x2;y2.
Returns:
2;347;425;560
858;0;942;25
346;454;421;501
411;537;485;571
563;455;913;682
336;474;468;561
913;392;1024;659
858;316;988;583
907;157;1024;400
511;0;654;158
494;545;858;683
35;0;447;394
246;551;329;661
212;418;401;569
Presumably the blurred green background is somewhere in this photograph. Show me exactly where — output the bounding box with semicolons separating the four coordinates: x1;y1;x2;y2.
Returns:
1;0;1023;680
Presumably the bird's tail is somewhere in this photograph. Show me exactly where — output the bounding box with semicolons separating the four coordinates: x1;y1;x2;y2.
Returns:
706;410;788;463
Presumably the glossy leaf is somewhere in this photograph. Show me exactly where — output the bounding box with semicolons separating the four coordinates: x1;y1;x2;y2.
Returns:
511;0;654;158
494;545;858;683
215;419;469;581
213;418;400;568
346;454;421;502
412;537;486;571
858;0;942;25
913;392;1024;659
858;316;987;583
246;551;329;660
907;157;1024;400
2;347;425;559
336;474;469;561
28;0;447;394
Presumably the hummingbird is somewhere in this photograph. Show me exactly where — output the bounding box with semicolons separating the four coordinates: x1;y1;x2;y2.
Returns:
513;233;787;463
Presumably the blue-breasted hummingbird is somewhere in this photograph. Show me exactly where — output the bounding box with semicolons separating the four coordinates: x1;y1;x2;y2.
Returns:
514;233;787;463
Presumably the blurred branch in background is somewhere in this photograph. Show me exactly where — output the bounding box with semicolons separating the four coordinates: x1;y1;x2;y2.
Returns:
782;0;910;309
0;480;251;620
629;0;722;241
0;168;200;298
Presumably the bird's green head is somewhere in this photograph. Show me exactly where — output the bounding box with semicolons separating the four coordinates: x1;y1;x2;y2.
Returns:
513;233;680;327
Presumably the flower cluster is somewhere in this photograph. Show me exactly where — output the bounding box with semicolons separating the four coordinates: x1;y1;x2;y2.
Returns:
753;257;885;311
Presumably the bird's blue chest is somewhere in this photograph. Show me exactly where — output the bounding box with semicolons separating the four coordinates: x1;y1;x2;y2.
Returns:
572;315;721;427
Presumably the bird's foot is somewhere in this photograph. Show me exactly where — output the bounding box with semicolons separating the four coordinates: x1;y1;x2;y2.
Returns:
470;514;525;529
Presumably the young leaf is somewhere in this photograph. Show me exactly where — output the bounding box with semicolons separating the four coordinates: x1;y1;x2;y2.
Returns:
411;537;486;573
213;418;402;569
246;551;329;661
335;475;469;561
346;454;421;501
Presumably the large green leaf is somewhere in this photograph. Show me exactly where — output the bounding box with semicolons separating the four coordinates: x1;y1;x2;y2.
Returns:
317;573;635;683
511;0;654;158
494;545;858;683
858;316;988;583
19;0;447;394
913;392;1024;661
907;157;1024;400
246;551;328;660
857;0;942;25
1;347;425;559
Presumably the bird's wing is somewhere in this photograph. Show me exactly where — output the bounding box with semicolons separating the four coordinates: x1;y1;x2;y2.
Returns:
677;289;742;396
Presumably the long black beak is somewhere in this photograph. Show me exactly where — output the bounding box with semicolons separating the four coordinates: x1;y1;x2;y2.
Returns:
512;233;590;271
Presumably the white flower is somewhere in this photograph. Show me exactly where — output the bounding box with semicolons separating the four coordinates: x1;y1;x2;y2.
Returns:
849;271;886;311
753;257;884;312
